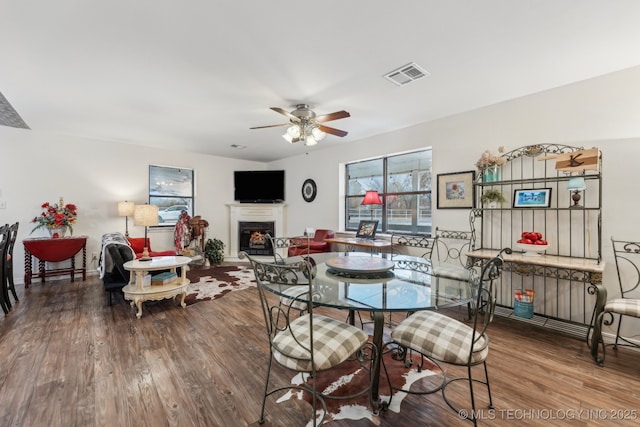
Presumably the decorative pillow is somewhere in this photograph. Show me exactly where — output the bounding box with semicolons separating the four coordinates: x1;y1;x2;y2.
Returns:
127;237;151;254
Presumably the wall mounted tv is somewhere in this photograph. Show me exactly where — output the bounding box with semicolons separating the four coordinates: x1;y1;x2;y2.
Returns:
234;170;285;203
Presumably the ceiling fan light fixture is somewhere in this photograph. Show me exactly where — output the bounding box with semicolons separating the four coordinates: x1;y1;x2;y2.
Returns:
311;126;326;141
286;124;301;138
282;133;295;143
304;135;318;146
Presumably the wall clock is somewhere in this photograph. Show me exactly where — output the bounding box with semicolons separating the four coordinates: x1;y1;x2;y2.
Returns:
301;179;317;202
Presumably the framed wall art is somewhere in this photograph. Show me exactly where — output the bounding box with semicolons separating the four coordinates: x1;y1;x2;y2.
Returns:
149;165;194;226
437;170;475;209
513;188;552;208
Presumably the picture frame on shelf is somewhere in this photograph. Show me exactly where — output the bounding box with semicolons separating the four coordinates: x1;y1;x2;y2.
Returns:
513;188;552;208
355;220;378;239
437;170;475;209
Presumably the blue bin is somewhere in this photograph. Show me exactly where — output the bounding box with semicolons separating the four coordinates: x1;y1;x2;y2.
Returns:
514;300;533;319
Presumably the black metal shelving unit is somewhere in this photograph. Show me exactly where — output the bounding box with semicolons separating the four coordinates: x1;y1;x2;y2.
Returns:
470;144;603;332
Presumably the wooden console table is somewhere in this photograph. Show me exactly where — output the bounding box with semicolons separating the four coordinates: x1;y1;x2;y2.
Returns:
23;236;88;287
324;237;394;254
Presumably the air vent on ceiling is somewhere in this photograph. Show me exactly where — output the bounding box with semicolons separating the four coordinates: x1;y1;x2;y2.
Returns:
384;62;430;86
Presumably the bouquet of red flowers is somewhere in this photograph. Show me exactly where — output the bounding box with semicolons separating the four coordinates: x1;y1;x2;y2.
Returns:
31;197;78;235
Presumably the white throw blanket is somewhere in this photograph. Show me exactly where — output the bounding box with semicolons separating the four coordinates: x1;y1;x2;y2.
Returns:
98;232;135;278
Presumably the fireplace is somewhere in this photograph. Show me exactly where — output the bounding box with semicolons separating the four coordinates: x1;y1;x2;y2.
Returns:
227;203;286;258
239;221;275;255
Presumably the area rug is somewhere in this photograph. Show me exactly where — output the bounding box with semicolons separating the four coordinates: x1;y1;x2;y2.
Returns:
278;348;437;425
185;264;255;305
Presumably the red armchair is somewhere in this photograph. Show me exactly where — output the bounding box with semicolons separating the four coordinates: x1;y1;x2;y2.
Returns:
127;237;176;259
287;229;335;257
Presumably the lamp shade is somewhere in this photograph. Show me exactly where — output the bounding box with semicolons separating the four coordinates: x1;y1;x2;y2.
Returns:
133;204;159;227
567;177;587;191
117;201;135;217
361;190;382;205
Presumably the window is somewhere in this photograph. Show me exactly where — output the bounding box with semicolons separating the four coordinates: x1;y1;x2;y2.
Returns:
345;149;432;235
149;165;194;227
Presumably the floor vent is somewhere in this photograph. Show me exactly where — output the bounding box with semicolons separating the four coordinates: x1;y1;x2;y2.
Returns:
384;62;430;86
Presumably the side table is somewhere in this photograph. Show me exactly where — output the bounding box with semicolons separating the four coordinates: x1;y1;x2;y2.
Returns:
123;256;192;318
23;236;88;287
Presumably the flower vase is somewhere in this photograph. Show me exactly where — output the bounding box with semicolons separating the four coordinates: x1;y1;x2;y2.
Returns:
48;227;67;238
484;165;500;182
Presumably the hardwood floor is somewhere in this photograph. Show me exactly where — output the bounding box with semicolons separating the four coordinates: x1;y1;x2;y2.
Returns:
0;273;639;426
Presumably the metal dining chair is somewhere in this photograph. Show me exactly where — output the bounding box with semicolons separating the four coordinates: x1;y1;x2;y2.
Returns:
591;238;640;365
240;251;377;426
390;233;437;260
4;222;20;307
265;234;311;264
0;225;10;314
382;248;510;426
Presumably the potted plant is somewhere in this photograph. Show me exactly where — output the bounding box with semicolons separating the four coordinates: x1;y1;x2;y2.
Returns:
204;238;225;264
480;189;506;208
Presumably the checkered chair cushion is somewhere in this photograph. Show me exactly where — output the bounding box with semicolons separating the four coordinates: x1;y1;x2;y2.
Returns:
391;310;488;366
604;298;640;317
272;314;369;372
432;264;472;281
278;285;309;312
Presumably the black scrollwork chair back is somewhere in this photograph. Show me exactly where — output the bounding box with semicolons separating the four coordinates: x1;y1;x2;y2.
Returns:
265;234;311;264
390;233;437;260
240;251;377;426
0;225;10;314
4;222;19;308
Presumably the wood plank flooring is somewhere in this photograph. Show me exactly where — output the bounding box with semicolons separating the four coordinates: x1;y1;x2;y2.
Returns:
0;272;639;426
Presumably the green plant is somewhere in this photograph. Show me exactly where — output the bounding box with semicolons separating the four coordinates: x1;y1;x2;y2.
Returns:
480;189;506;204
204;238;225;263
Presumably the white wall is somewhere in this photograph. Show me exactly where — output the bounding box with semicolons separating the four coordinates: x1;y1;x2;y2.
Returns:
0;127;263;283
271;66;640;337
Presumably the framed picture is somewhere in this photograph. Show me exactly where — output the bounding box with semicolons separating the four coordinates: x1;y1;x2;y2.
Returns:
149;165;194;226
356;220;378;239
513;188;552;208
437;170;475;209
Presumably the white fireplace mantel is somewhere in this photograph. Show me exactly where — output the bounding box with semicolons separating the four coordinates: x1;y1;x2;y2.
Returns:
227;203;287;258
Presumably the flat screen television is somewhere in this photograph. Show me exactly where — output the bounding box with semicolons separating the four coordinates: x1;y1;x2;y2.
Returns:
234;170;285;203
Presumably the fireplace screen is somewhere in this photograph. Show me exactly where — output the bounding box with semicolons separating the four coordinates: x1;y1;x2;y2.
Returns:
238;221;275;255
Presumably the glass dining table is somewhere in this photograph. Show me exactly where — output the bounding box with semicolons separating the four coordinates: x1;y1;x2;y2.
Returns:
259;251;475;410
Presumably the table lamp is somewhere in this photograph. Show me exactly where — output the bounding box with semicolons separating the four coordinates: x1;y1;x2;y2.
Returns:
361;190;382;219
133;204;159;261
117;201;135;237
567;176;587;208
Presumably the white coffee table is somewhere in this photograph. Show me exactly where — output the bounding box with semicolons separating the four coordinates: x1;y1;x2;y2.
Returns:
123;256;192;318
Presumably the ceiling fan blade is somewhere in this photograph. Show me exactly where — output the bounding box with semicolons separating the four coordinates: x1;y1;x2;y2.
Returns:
314;110;350;123
249;123;289;129
318;124;348;137
271;107;300;121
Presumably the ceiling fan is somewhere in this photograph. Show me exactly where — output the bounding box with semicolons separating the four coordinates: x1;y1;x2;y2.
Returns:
250;104;350;146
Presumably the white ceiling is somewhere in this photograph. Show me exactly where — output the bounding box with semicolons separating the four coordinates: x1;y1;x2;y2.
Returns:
2;1;640;162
